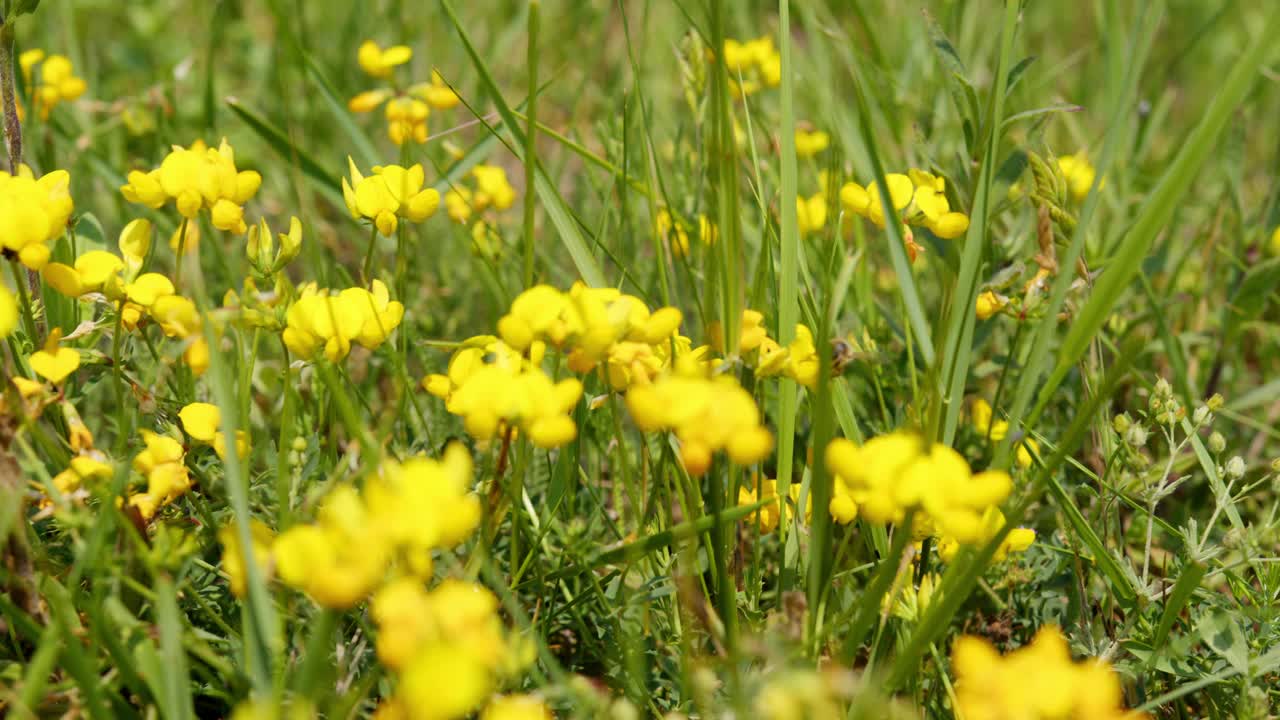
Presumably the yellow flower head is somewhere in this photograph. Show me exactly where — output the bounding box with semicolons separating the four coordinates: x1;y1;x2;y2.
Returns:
343;159;441;236
29;329;81;384
1057;152;1098;202
953;626;1143;720
444;164;518;223
0;165;74;269
826;431;1012;540
218;520;275;598
21;51;86;119
795;127;830;158
358;40;413;79
121;139;260;234
282;280;405;362
626;369;773;476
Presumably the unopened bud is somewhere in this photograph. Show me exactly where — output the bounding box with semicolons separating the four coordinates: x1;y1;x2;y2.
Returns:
1125;424;1149;448
1112;413;1132;434
1208;432;1226;454
1206;393;1225;412
1225;456;1246;480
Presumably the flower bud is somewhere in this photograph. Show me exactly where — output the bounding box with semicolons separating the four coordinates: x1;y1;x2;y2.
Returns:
1225;456;1246;480
1208;432;1226;454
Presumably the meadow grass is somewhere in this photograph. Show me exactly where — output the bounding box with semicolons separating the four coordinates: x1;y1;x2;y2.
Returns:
2;1;1280;718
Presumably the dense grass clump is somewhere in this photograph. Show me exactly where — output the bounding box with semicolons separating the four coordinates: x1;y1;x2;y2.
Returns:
2;1;1280;718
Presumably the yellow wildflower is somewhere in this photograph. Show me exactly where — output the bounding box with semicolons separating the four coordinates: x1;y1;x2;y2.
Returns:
343;159;441;236
826;431;1012;542
21;51;86;119
0;165;73;269
282;280;405;362
444;165;517;223
482;696;552;720
975;290;1008;320
796;192;827;235
953;626;1145;720
1057;153;1098;202
937;507;1036;563
358;40;413;78
29;329;80;384
218;521;275;598
127;430;192;522
971;398;1040;468
120;139;260;234
795;128;830;157
626;370;773;476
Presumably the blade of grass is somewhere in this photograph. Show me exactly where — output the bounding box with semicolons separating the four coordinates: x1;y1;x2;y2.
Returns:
440;0;607;288
939;0;1019;445
776;0;802;593
995;0;1162;468
1040;5;1280;418
155;575;196;720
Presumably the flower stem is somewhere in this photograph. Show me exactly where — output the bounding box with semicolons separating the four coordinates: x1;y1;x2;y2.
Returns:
0;20;22;173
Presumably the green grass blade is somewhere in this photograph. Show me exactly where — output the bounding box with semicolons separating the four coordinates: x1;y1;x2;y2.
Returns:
440;0;607;288
155;576;195;720
302;52;381;168
1043;6;1280;404
226;97;340;191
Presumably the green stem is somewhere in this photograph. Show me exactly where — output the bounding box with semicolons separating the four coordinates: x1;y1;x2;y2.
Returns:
0;20;22;173
173;217;189;290
360;222;378;285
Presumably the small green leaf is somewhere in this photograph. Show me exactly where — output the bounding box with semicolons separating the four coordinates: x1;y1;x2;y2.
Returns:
1198;610;1249;674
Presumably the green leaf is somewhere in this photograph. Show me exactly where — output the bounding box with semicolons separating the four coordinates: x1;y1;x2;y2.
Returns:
302;52;381;168
225;97;340;192
1198;610;1249;674
155;576;195;720
1150;561;1206;655
1224;256;1280;346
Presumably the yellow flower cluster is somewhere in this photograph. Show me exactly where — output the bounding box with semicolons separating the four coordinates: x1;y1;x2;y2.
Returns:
971;398;1040;469
497;283;686;391
825;432;1012;543
444;165;517;224
221;445;529;720
656;207;716;258
714;310;819;389
121;139;262;234
840;169;970;243
424;336;582;448
371;578;527;720
795;127;830;158
953;626;1145;720
281;280;404;362
260;444;480;608
127;431;193;522
0;165;73;269
720;36;781;98
626;369;774;476
44;220;213;374
348;40;461;145
19;50;87;119
937;507;1035;563
737;476;808;533
343;160;442;236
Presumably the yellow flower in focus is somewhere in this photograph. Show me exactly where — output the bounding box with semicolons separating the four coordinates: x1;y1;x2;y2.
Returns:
282;280;405;362
826;431;1012;541
343;159;441;236
953;626;1144;720
358;40;413;78
29;329;80;384
738;476;785;533
42;250;125;299
127;430;192;522
120;139;260;234
0;165;74;269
